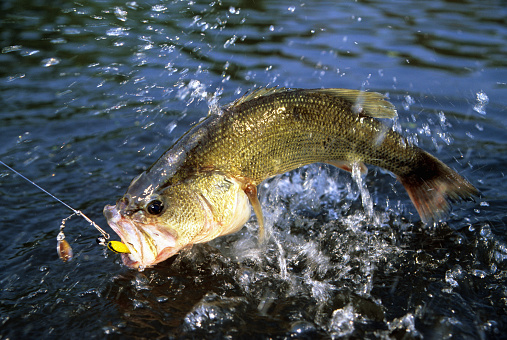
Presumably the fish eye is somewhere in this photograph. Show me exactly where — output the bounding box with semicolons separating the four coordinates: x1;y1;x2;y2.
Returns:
146;200;164;215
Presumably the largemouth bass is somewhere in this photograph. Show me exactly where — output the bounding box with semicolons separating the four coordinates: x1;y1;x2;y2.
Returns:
104;88;478;269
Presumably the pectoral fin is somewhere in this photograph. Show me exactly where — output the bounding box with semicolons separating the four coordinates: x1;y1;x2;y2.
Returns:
243;183;265;243
325;160;368;175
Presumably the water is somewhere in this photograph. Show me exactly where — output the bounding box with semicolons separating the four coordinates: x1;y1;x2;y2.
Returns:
1;0;506;338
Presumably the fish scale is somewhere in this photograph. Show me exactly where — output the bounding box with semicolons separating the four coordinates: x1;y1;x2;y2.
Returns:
175;91;366;181
214;92;395;180
104;87;478;269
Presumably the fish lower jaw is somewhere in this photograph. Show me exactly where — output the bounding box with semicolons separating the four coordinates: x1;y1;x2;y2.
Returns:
120;246;181;270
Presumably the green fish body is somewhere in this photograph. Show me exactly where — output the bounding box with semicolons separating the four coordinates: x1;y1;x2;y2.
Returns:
104;88;478;269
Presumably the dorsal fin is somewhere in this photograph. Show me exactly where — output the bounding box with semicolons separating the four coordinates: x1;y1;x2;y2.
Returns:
312;89;397;118
229;87;397;119
229;86;289;107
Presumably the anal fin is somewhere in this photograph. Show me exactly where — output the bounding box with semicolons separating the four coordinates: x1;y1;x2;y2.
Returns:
325;160;368;175
243;183;265;243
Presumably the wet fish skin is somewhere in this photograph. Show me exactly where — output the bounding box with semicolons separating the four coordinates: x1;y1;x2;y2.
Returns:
103;170;252;269
104;88;478;269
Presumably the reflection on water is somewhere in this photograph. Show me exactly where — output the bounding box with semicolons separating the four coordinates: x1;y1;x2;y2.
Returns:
1;0;506;338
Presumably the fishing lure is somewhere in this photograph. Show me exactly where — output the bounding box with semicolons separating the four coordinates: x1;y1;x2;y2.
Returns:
107;240;131;254
0;160;129;261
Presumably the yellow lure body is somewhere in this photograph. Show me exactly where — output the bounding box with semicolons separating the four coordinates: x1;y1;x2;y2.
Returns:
107;240;131;254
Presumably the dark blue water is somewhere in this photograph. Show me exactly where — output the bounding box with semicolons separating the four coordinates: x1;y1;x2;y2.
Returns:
1;0;506;338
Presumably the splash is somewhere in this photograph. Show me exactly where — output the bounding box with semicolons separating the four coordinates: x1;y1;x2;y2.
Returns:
473;91;488;115
200;162;404;336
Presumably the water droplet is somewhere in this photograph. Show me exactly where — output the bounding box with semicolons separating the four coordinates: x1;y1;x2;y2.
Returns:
402;95;415;110
132;299;146;309
290;321;316;335
114;7;128;21
2;45;22;53
224;35;237;48
7;73;25;82
41;58;60;67
126;1;138;10
152;4;167;12
480;224;492;239
445;265;463;287
50;38;66;44
351;163;375;221
471;269;487;278
157;296;169;303
473;90;488;115
102;325;119;334
21;49;40;56
329;305;356;337
106;27;129;37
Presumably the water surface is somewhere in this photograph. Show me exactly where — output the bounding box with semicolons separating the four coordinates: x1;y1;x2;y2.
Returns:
1;0;506;338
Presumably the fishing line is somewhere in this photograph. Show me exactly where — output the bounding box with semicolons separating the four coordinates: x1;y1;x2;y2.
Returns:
0;160;115;262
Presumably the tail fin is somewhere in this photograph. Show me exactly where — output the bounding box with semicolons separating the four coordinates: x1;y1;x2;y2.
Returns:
398;151;479;223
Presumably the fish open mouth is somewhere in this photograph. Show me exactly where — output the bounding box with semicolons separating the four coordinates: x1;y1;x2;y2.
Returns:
103;204;178;270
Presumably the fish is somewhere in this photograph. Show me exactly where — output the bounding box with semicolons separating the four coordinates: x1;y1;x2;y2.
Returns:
103;87;478;270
